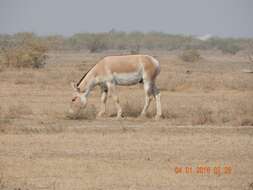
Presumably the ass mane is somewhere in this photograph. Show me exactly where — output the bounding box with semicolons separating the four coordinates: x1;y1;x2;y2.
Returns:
76;64;96;87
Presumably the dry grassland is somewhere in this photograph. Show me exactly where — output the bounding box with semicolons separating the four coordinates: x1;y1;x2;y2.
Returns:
0;50;252;190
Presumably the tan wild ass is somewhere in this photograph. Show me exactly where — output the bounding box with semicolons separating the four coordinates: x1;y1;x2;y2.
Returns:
69;54;162;119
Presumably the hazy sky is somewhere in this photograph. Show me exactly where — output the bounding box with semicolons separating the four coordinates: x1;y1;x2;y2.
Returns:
0;0;253;37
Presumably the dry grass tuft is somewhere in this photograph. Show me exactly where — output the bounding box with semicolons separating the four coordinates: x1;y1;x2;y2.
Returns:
234;100;253;126
0;174;6;190
240;117;253;126
0;62;4;72
14;72;35;85
5;103;33;119
1;33;48;69
1;51;252;126
0;106;11;127
191;107;214;125
65;104;97;120
0;106;3;119
122;100;142;117
1;104;32;126
0;173;38;190
180;49;201;62
162;109;178;119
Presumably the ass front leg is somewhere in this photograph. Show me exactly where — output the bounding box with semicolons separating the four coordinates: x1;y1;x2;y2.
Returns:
97;90;108;117
114;96;122;119
153;84;162;120
140;82;152;118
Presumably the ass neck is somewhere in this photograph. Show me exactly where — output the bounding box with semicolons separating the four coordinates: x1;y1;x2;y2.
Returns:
79;73;97;98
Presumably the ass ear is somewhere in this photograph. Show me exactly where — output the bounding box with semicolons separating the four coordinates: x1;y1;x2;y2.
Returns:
71;82;78;91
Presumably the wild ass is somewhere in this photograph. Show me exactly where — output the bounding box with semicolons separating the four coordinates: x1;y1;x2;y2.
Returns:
69;54;162;119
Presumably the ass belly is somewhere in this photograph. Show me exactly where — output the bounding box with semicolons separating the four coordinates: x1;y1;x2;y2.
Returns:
113;72;142;85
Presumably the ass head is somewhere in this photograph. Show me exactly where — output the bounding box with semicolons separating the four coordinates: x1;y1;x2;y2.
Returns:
69;82;88;114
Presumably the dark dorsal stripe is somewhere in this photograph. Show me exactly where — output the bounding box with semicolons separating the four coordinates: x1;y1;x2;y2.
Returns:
76;64;96;87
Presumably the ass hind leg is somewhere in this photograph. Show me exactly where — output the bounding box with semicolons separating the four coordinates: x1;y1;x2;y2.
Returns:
140;81;153;118
107;82;122;119
152;83;162;120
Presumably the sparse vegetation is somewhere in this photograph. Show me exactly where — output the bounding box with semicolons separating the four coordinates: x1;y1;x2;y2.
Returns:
0;48;252;190
0;106;10;126
234;100;253;126
0;32;252;130
218;42;241;55
0;104;33;126
0;32;48;68
180;49;201;62
5;103;33;119
1;32;252;54
246;41;253;63
0;50;252;126
66;104;97;120
191;107;214;125
122;101;142;117
206;37;242;54
162;109;178;119
86;33;109;53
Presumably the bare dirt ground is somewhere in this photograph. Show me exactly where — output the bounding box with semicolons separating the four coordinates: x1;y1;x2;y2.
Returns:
0;125;253;190
0;51;253;189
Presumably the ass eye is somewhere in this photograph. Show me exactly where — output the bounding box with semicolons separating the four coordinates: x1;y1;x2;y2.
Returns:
72;97;77;102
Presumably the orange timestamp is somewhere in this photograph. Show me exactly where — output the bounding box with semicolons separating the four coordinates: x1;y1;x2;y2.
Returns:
175;165;232;176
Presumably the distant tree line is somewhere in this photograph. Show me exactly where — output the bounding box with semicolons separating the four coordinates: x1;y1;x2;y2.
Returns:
0;31;253;68
57;31;253;54
0;33;48;68
1;31;252;53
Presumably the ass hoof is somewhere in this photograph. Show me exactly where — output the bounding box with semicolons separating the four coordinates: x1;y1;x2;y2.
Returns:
116;116;123;120
155;115;162;120
97;112;105;118
139;114;148;119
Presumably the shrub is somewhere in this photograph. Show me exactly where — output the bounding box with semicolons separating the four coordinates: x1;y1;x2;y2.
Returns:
191;107;214;125
180;49;200;62
218;43;240;55
6;103;33;119
0;33;48;68
0;32;251;54
44;35;65;50
130;45;140;55
86;34;108;53
66;104;97;120
122;101;142;117
207;37;241;55
0;107;9;128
